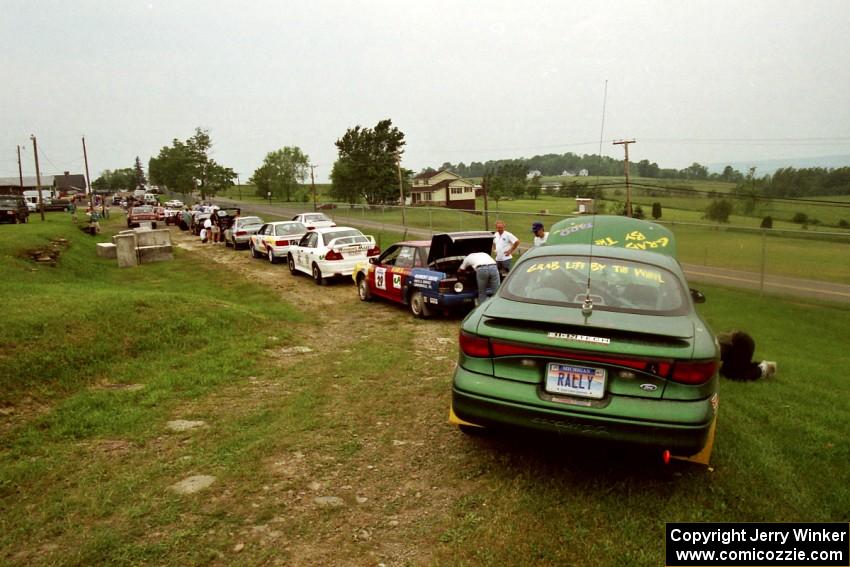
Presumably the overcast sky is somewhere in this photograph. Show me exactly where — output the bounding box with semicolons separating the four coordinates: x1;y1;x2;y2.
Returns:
3;0;849;182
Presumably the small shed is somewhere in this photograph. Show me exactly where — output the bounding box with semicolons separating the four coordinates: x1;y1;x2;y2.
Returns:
575;198;595;214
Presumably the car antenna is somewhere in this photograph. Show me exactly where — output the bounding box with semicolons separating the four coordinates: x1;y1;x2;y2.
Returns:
582;214;598;322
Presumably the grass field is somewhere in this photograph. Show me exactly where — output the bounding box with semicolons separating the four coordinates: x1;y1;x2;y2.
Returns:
0;212;847;565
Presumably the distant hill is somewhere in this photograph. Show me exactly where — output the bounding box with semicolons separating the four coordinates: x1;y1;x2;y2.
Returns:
707;155;850;175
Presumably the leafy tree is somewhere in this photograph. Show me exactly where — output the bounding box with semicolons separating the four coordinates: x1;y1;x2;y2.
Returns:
490;162;527;200
839;219;848;228
760;216;773;229
330;119;407;204
651;202;662;220
637;159;660;178
92;168;135;192
149;128;235;200
250;147;309;202
133;156;147;190
680;162;708;180
527;175;542;199
792;212;808;224
705;199;733;223
633;204;645;219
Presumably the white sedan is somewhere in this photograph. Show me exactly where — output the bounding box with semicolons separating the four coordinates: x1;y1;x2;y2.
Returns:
292;212;336;230
288;226;379;285
249;221;307;263
224;215;264;249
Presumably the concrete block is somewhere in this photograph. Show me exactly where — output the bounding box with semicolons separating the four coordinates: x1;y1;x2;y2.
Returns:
114;234;139;268
96;242;118;259
136;228;172;247
138;244;173;264
138;221;153;230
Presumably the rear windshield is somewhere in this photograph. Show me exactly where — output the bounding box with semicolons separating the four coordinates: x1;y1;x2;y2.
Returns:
239;216;263;226
0;197;21;206
503;255;687;314
322;229;362;245
305;213;331;222
132;206;153;213
275;222;306;235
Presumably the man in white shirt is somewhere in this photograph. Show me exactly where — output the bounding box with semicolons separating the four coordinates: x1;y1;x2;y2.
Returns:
492;220;519;275
532;222;549;247
459;252;500;304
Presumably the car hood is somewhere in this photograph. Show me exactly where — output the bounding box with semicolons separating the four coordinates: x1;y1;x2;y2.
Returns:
478;297;696;340
427;232;493;264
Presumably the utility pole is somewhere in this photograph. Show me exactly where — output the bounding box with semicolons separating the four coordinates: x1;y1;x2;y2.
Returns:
82;136;93;213
17;145;24;191
310;164;317;212
482;173;490;231
395;154;405;226
30;135;45;221
613;139;636;217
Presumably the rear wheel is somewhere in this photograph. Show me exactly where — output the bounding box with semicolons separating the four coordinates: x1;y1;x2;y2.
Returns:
268;249;277;264
409;291;431;318
357;276;372;301
288;254;298;275
312;263;324;286
250;243;260;258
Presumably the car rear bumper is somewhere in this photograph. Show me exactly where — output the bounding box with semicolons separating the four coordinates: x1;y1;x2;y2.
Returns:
318;257;366;277
452;364;714;455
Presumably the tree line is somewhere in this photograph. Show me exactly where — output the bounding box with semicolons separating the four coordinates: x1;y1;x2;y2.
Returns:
92;124;850;205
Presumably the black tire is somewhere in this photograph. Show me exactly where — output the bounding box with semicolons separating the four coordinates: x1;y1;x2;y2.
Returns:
152;222;157;229
409;290;431;318
224;238;231;248
357;275;372;301
312;263;324;286
268;249;277;264
249;242;260;258
288;254;298;275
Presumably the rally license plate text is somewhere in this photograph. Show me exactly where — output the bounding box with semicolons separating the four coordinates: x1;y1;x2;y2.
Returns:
545;363;606;399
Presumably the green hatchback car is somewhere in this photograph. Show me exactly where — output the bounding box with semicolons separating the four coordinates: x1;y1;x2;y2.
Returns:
450;216;719;460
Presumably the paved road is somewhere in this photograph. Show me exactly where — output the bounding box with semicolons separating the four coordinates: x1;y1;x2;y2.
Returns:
216;198;850;304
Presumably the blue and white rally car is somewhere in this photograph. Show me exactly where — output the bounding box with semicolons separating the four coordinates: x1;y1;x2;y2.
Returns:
354;231;494;318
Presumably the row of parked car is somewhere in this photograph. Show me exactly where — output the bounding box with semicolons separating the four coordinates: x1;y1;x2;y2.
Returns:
199;209;720;464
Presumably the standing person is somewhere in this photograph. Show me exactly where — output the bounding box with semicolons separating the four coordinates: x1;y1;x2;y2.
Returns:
717;331;777;381
203;216;213;244
67;200;77;223
459;252;501;305
210;211;220;243
531;222;548;247
492;220;519;275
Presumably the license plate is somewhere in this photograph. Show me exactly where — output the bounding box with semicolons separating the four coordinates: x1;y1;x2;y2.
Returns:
342;245;365;255
545;363;606;399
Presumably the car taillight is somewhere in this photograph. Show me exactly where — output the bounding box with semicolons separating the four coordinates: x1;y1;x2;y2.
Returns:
274;240;287;246
367;246;380;256
307;225;315;230
325;249;343;261
670;360;718;385
459;331;492;357
236;231;246;236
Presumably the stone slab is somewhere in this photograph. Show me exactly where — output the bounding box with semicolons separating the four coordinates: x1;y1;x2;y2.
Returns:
96;242;117;259
136;228;172;247
138;244;173;264
114;234;139;268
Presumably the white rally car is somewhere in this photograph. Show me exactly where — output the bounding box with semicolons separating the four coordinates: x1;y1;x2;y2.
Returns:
292;212;336;230
249;221;307;263
287;226;379;285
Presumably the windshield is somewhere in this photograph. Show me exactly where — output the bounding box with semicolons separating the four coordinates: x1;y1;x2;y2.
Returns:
306;213;331;222
503;255;687;314
0;197;20;206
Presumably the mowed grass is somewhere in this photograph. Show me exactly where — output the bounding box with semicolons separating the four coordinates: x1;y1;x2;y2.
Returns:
1;213;847;565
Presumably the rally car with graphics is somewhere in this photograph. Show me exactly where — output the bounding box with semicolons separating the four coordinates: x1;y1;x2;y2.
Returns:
353;231;494;318
287;226;379;285
450;216;719;463
249;220;307;263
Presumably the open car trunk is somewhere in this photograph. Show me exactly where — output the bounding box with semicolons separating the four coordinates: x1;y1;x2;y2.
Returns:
427;232;494;290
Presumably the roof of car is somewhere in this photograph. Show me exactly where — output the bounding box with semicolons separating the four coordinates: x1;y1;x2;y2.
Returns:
545;215;677;258
391;240;431;247
312;226;360;233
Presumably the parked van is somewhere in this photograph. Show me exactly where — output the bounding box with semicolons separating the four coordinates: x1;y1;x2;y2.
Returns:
143;193;159;205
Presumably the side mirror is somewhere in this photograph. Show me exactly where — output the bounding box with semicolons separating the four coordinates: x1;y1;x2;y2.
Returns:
368;257;377;265
690;288;706;304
